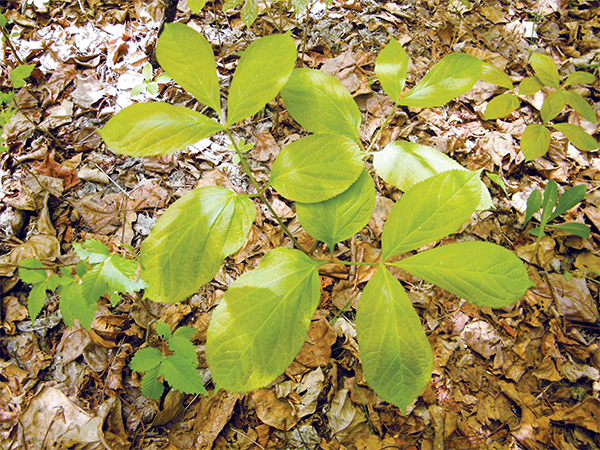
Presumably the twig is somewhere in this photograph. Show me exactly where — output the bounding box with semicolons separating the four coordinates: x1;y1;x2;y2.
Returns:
94;163;133;199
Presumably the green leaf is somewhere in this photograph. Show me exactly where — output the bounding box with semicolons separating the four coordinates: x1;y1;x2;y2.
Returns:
485;172;508;196
381;170;481;260
142;63;153;81
547;222;590;238
356;266;432;414
281;68;361;142
187;0;208;12
207;247;321;392
80;255;145;304
130;347;164;372
222;0;243;9
227;34;296;126
27;282;47;322
537;180;558;241
395;242;534;308
518;76;544;96
564;71;596;87
101;102;224;156
162;354;208;395
169;334;198;363
399;53;482;108
291;0;309;13
146;82;159;95
130;83;146;97
9;64;35;89
270;134;365;203
141;365;164;400
484;93;520;120
141;187;256;303
155;321;172;340
296;169;376;249
19;259;48;284
524;189;542;225
157;23;221;112
0;13;7;27
548;184;586;221
72;239;110;264
521;124;551;161
564;91;597;123
172;326;198;341
241;0;258;27
375;37;408;103
550;123;599;151
155;73;172;84
529;53;560;89
480;62;513;90
58;281;96;329
540;90;566;124
372;141;492;210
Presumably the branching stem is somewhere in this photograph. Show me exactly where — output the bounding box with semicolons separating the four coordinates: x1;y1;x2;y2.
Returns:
225;127;308;253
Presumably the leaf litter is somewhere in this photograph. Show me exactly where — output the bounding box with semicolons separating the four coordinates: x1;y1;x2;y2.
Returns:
1;0;600;449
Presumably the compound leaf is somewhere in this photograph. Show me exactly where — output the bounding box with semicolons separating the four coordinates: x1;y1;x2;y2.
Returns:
141;187;255;303
281;68;361;142
480;62;513;90
393;241;534;308
375;37;408;103
173;326;197;341
540;90;566;124
162;354;208;395
518;76;544;96
102;102;224;156
564;91;597;123
547;222;590;238
9;64;35;89
296;169;376;249
130;347;164;373
207;247;321;392
169;329;198;363
564;71;596;87
550;123;599;151
27;282;47;322
399;53;482;108
227;34;296;125
81;255;145;304
19;258;48;284
156;23;220;112
381;170;481;260
356;266;432;414
521;124;551;161
530;53;559;89
270;134;365;203
141;365;164;400
372;141;492;210
484;93;520;120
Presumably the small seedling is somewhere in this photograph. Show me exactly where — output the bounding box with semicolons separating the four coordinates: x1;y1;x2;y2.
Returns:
228;137;254;164
18;240;145;329
131;63;172;97
129;321;207;399
524;180;590;242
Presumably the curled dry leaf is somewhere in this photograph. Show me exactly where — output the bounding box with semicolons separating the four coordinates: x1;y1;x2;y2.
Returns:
251;389;299;431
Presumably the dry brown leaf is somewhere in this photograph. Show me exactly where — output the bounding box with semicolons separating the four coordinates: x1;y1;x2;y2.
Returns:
251;389;299;431
34;153;79;190
294;318;337;368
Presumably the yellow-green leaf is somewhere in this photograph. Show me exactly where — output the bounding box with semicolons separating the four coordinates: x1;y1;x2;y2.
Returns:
521;124;551;161
375;37;408;103
484;93;520;120
550;123;599;151
481;62;513;90
529;53;559;89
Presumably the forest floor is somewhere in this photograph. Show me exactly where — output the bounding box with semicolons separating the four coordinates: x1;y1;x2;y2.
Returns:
1;0;600;449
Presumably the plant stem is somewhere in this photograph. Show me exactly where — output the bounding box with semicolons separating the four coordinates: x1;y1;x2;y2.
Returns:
329;259;380;266
1;26;24;66
365;103;397;153
225;128;308;253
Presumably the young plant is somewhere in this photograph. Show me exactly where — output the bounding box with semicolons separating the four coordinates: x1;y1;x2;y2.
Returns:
524;180;590;241
482;53;599;161
18;240;145;329
129;321;207;399
131;63;172;98
101;26;533;412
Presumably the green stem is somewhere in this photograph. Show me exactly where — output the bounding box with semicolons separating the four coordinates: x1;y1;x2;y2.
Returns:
225;128;308;253
329;259;380;267
365;103;398;153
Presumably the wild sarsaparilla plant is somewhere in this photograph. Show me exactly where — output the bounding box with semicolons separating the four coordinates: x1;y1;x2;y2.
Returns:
101;24;533;412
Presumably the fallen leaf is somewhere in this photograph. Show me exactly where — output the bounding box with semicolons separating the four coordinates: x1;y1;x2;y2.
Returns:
252;389;299;431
